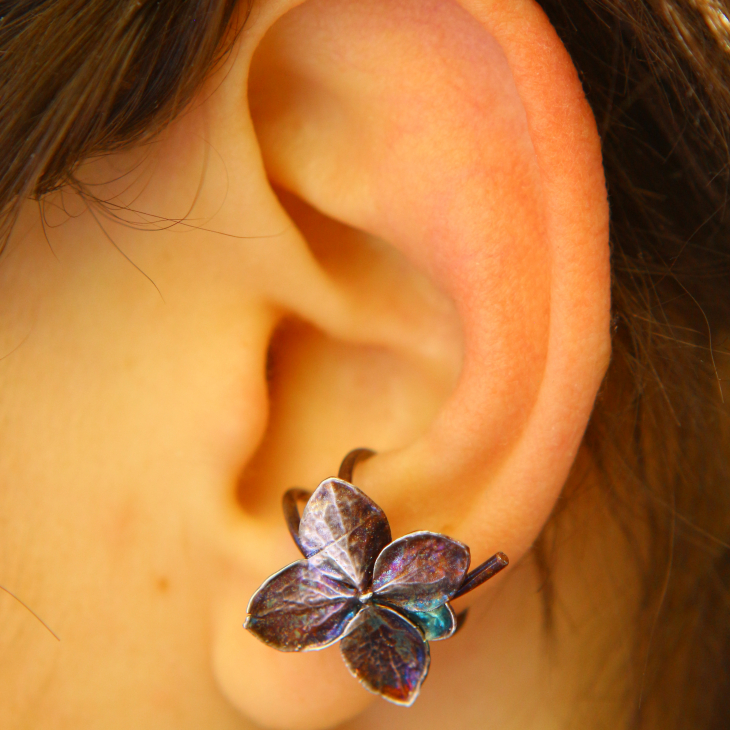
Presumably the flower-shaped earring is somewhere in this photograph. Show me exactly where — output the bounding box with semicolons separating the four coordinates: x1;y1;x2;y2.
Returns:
244;449;509;706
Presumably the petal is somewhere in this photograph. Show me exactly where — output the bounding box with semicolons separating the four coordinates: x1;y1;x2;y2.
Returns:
340;605;430;706
244;559;360;652
372;531;470;612
396;602;456;642
299;478;391;591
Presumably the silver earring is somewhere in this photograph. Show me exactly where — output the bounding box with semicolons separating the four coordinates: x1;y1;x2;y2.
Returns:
244;448;508;706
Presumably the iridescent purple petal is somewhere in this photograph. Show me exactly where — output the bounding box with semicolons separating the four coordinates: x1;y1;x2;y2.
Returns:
299;478;391;591
396;602;456;641
244;560;360;651
372;531;470;612
340;604;430;706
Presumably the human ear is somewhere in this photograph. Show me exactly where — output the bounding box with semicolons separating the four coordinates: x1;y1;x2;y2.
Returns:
211;0;610;727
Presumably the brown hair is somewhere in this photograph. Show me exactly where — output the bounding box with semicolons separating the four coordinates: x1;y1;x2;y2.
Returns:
2;0;730;727
0;0;249;240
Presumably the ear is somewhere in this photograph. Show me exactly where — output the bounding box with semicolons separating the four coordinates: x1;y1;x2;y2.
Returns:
212;0;609;727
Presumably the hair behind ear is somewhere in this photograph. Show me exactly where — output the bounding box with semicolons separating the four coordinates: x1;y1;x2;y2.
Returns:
537;2;730;728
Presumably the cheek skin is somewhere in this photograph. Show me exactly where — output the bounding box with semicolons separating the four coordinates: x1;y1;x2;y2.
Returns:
0;210;278;727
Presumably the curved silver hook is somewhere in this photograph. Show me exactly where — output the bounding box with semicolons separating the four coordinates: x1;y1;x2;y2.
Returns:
281;448;377;556
338;447;376;482
281;488;311;556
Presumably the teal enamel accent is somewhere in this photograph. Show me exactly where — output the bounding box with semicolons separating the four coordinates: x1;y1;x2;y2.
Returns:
400;603;455;641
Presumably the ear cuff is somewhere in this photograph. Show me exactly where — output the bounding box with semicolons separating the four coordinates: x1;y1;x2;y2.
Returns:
244;448;509;706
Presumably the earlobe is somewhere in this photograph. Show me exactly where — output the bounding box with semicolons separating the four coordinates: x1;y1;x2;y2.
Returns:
212;0;609;726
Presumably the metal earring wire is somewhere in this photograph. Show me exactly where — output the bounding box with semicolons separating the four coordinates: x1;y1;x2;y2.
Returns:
244;448;509;706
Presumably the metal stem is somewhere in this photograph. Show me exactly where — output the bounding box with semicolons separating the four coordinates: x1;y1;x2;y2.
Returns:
452;552;509;599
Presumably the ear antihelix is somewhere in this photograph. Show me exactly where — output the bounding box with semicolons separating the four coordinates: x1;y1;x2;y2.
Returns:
248;0;608;551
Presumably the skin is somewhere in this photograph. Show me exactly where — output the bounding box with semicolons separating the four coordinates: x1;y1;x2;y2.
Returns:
0;0;628;728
